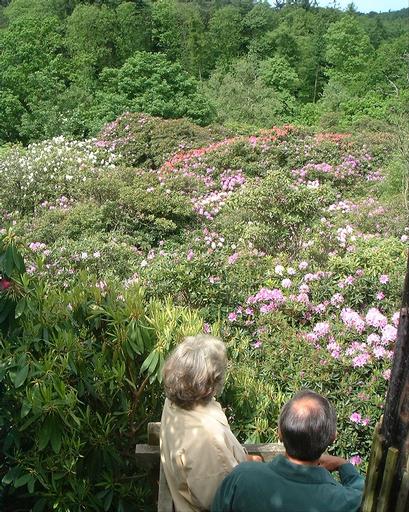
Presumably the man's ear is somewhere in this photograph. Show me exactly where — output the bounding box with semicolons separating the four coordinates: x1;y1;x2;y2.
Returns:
330;430;337;444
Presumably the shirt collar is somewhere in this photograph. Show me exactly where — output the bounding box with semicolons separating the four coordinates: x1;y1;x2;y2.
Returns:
270;455;336;485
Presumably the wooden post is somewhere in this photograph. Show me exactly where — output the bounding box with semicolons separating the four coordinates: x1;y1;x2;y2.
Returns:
378;252;409;509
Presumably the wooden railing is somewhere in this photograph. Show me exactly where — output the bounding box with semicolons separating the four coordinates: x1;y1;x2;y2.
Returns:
135;422;285;512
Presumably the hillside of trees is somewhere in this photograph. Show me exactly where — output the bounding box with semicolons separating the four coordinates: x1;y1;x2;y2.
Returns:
0;0;408;144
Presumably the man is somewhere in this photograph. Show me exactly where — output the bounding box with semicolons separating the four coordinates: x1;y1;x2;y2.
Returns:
211;390;364;512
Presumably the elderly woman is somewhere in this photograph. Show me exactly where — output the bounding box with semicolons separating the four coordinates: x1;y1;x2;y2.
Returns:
160;334;253;512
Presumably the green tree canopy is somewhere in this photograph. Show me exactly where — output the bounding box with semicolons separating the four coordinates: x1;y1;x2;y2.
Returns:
88;51;213;131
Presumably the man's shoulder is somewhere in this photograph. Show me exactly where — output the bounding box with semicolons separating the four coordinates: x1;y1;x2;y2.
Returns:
229;460;275;480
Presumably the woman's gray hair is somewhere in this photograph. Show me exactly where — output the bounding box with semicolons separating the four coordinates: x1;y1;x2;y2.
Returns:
162;334;227;410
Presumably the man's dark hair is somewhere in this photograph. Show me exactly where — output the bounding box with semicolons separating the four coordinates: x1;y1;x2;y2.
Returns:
279;390;337;461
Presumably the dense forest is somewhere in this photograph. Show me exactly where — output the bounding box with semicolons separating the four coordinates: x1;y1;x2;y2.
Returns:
0;0;408;144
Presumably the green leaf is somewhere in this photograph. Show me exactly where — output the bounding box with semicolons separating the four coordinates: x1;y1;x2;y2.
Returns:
104;489;113;511
15;298;26;319
12;365;29;388
140;350;156;374
4;246;14;277
50;424;62;454
21;400;32;418
32;498;48;512
38;418;52;450
11;245;25;274
27;475;35;493
2;467;20;485
0;301;12;323
15;473;32;489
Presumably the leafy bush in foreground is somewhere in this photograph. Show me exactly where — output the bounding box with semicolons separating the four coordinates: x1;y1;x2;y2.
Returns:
0;233;205;511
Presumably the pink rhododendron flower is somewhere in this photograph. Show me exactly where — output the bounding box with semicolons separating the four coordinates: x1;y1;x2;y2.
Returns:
382;369;391;380
349;455;362;466
341;308;365;333
0;278;11;290
275;265;284;275
187;250;194;261
313;322;330;338
376;291;385;300
366;333;381;345
373;346;386;359
352;352;370;367
281;278;292;288
330;293;344;307
228;252;239;264
228;312;237;322
260;303;276;314
379;274;389;284
299;261;308;270
381;324;397;343
365;308;388;328
296;293;309;304
350;412;362;423
392;311;400;327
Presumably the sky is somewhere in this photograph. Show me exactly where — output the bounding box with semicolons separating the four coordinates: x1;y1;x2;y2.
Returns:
319;0;409;13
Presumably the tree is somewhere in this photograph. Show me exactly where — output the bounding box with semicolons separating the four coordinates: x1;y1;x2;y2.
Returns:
151;0;207;77
205;56;298;128
88;52;213;131
0;15;68;142
242;2;277;41
66;4;118;84
115;1;152;63
259;55;299;93
324;15;373;82
208;5;243;65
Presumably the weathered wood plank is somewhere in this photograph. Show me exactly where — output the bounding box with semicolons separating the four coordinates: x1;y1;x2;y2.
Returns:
396;470;409;512
158;462;174;512
376;446;399;512
244;442;285;462
361;423;384;512
148;422;161;446
134;444;160;468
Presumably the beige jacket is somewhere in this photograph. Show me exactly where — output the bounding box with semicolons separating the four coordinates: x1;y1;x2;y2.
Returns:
160;397;247;512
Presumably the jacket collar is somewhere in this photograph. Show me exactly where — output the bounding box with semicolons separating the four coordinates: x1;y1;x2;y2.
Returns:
270;455;337;485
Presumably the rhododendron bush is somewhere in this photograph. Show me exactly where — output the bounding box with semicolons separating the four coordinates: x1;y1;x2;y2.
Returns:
0;114;407;508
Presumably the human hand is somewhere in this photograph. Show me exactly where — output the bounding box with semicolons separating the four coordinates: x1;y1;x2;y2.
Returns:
318;454;347;472
246;454;263;462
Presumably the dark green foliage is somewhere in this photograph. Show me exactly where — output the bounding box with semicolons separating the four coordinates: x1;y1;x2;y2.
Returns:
0;237;204;511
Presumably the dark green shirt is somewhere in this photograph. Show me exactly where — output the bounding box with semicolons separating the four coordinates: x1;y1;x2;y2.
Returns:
211;455;364;512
